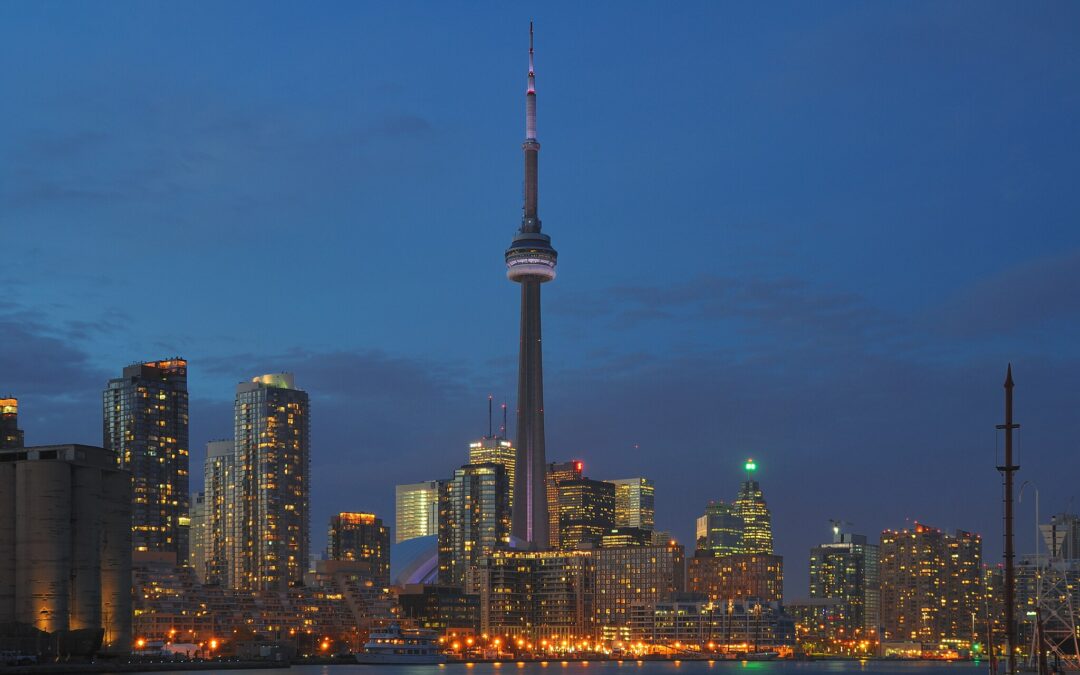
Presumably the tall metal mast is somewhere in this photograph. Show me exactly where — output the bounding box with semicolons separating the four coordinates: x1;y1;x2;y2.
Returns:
997;364;1020;675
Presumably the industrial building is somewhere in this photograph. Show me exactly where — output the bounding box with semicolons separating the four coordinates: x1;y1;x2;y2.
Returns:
0;444;132;654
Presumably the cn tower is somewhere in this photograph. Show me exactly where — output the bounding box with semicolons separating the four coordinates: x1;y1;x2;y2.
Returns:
507;22;557;548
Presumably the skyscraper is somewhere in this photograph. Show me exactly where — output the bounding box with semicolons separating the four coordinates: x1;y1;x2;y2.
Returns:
103;358;190;560
609;477;655;531
733;458;772;554
438;463;511;590
547;460;583;549
808;528;880;644
188;491;207;583
695;501;744;556
327;512;390;587
0;397;24;448
469;429;516;518
395;481;441;543
507;24;558;549
234;373;310;590
204;439;236;586
557;478;615;550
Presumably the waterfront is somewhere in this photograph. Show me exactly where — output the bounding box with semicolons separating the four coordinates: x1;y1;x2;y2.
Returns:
129;661;986;675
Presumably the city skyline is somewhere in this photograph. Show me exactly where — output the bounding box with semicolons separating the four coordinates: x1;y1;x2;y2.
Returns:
3;3;1080;599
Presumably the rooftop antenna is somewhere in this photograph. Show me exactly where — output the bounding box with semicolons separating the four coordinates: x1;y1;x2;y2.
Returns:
488;395;494;438
996;364;1021;675
501;403;508;438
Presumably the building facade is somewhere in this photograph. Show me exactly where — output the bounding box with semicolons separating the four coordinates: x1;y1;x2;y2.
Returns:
547;460;583;549
103;359;190;560
188;491;208;584
879;524;982;646
395;481;441;544
595;543;685;638
469;435;516;515
0;397;24;449
233;373;310;590
438;463;511;590
203;440;235;586
807;530;881;651
327;512;390;588
630;599;795;652
609;478;655;531
733;460;772;554
397;584;480;634
558;478;615;550
687;553;784;604
0;444;132;653
476;550;597;642
601;527;653;548
696;501;744;556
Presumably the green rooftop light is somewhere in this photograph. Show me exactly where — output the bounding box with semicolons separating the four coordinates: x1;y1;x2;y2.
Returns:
745;459;757;472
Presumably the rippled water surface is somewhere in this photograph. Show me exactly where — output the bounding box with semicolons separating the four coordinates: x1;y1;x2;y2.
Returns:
134;660;988;675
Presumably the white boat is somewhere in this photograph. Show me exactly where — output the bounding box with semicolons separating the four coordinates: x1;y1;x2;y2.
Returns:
355;623;447;665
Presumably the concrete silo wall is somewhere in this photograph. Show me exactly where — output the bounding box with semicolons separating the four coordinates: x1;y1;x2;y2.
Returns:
15;461;72;633
0;463;14;623
71;466;103;631
100;469;132;653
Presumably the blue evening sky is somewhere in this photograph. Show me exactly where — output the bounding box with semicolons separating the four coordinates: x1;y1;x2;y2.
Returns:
2;2;1079;596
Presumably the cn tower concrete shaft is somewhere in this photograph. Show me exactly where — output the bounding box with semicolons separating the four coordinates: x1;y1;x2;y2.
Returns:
506;23;557;548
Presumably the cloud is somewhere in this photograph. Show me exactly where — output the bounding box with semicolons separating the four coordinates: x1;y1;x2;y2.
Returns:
557;274;902;358
0;308;109;447
932;249;1080;338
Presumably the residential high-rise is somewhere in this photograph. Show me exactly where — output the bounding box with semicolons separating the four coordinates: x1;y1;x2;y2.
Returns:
507;23;558;549
476;549;597;642
879;524;982;645
609;477;655;531
188;491;208;584
687;552;784;603
328;512;390;587
395;481;441;543
103;359;190;560
595;542;685;639
808;528;880;644
234;373;310;590
558;478;615;550
203;439;236;586
438;463;511;590
0;444;132;653
696;501;744;556
733;459;772;554
547;460;583;549
0;398;24;448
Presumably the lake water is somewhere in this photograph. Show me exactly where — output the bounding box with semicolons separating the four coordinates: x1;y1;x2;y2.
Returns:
133;660;988;675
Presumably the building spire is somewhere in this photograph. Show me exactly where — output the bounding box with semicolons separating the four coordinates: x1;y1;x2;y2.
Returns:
521;21;540;230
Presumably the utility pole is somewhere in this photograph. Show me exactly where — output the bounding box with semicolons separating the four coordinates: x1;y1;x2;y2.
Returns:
996;364;1020;675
